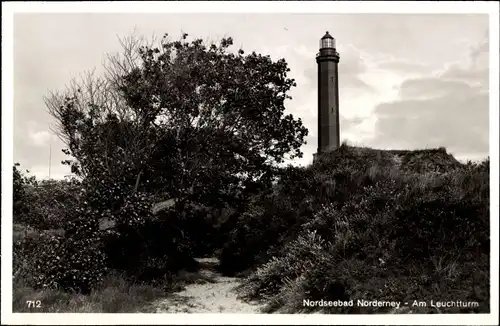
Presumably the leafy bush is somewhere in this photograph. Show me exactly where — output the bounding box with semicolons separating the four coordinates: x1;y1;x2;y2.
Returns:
12;163;83;229
103;215;197;282
13;226;107;294
24;178;83;230
101;194;203;282
13;163;37;224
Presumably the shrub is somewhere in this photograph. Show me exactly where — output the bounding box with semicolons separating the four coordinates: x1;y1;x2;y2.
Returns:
239;230;352;313
218;194;263;274
391;192;489;261
103;215;198;282
13;163;37;224
218;190;301;276
219;157;395;275
102;194;202;281
398;147;462;173
13;170;83;230
13;226;107;294
242;230;330;297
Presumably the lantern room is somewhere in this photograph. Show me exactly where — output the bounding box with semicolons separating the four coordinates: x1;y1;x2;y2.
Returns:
320;31;336;49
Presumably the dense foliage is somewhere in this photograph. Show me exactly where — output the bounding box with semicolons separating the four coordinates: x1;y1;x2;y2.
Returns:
50;33;307;211
227;144;490;313
13;226;107;294
13;163;37;223
15;32;307;294
13;163;82;229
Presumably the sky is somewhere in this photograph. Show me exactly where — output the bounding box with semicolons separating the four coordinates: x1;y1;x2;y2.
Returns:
13;13;490;180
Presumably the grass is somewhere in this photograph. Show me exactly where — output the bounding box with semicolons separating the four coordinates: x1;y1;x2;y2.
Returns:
13;271;169;313
12;223;192;313
13;257;222;313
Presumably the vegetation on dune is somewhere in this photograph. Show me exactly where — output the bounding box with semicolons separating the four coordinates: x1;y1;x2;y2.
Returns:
12;30;490;314
228;142;489;313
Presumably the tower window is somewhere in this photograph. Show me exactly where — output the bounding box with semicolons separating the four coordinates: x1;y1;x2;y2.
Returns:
320;38;335;49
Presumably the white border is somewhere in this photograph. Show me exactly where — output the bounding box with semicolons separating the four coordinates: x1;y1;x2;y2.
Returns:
2;1;499;325
0;1;497;14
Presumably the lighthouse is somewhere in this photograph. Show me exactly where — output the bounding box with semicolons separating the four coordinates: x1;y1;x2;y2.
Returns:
314;31;340;161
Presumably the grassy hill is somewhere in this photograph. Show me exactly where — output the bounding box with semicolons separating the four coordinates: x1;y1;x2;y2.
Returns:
220;143;490;313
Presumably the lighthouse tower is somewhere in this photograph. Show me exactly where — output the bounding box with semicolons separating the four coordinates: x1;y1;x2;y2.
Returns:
314;31;340;161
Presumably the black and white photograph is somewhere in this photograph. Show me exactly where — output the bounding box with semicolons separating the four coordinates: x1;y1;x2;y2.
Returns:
2;1;499;325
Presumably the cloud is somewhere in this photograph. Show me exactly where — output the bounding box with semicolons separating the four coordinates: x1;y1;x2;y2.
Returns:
368;35;489;160
13;118;69;179
372;90;488;154
338;44;369;75
398;78;480;101
440;38;489;90
470;35;489;66
28;130;51;147
341;115;365;131
376;60;431;74
441;65;488;86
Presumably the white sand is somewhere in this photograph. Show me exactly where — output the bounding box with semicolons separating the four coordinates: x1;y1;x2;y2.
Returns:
154;258;265;313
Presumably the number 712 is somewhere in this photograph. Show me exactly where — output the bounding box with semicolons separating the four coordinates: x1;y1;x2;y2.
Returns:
26;300;41;308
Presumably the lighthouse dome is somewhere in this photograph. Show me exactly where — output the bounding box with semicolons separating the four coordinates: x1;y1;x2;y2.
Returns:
321;31;334;39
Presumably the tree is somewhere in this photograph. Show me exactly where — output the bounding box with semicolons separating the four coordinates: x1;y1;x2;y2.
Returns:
13;163;37;222
45;31;308;216
121;32;308;209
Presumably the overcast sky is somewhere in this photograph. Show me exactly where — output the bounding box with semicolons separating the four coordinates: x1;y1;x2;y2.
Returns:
13;13;489;179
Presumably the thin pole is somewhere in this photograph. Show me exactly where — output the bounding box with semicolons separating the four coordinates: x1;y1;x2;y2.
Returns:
49;142;52;179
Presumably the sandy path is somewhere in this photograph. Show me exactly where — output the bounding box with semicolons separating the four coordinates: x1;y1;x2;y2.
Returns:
154;258;265;313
